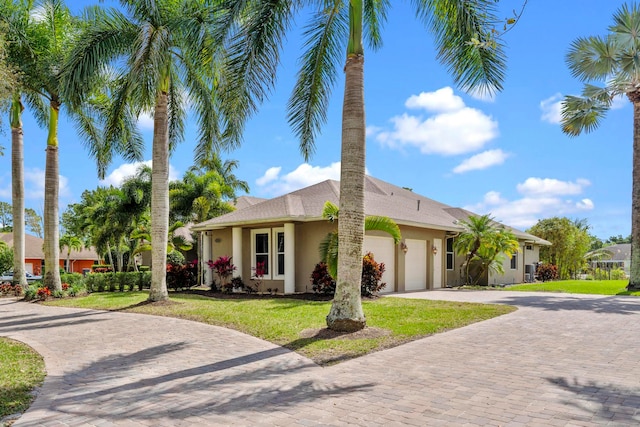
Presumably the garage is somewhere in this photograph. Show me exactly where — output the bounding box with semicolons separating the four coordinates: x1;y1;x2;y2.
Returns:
363;235;395;293
404;239;427;291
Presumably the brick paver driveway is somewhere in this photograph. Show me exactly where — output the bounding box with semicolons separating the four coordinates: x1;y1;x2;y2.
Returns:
1;290;639;426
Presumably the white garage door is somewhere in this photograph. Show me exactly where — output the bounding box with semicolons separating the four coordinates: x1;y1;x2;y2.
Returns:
405;239;427;291
364;236;395;293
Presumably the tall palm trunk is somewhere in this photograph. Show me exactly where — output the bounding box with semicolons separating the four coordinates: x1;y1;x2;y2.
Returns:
326;0;366;332
629;99;640;289
10;94;27;288
148;89;170;302
44;101;61;292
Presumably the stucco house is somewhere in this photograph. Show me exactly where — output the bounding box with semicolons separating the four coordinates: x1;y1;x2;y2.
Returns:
589;243;630;276
0;233;101;275
192;177;550;294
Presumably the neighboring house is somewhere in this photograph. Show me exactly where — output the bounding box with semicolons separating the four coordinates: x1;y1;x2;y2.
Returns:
192;177;550;294
589;243;630;276
0;233;101;275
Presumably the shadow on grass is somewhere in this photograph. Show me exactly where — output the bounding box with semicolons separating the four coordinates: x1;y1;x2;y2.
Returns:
547;376;640;423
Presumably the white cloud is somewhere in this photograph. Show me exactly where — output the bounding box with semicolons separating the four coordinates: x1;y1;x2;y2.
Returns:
516;177;590;197
452;149;509;174
374;88;499;156
137;112;155;130
540;93;563;124
25;168;71;200
100;160;179;187
256;162;342;196
256;167;281;186
405;87;465;113
465;177;595;230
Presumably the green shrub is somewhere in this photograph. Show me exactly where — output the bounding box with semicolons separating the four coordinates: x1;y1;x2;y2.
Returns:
61;273;84;287
310;253;386;297
23;284;38;301
611;268;627;280
167;250;185;265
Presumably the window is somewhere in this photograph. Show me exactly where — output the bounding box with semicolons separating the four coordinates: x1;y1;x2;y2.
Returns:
274;228;285;279
251;227;287;280
446;238;454;270
510;253;517;270
252;229;270;278
525;245;533;251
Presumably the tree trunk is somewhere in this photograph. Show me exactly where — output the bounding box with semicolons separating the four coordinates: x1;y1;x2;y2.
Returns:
629;101;640;289
326;52;366;332
44;102;61;292
148;90;170;301
10;94;27;288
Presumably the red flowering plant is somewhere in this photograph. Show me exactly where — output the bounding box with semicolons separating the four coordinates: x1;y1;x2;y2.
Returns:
36;287;52;300
250;261;266;294
61;283;70;291
207;256;237;292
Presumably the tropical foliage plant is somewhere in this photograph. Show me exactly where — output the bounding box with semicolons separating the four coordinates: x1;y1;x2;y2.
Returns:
454;214;519;285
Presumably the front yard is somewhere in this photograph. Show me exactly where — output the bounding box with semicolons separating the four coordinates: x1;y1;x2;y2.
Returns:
44;292;515;365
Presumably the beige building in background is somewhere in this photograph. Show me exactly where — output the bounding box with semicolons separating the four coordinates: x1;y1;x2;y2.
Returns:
192;177;550;294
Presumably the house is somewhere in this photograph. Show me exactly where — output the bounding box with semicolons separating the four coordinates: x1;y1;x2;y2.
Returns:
589;243;630;276
0;233;101;275
192;177;550;294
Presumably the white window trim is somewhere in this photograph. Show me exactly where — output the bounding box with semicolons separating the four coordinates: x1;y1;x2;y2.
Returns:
273;227;285;280
510;253;518;270
251;228;271;280
446;237;454;271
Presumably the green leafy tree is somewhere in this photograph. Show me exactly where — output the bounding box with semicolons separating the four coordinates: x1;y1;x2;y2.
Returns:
63;1;250;302
0;201;12;231
527;217;591;280
561;3;640;289
318;201;401;280
228;0;511;331
25;207;42;238
0;240;13;275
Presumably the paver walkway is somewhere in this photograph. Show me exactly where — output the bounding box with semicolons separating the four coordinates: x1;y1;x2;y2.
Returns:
1;290;639;426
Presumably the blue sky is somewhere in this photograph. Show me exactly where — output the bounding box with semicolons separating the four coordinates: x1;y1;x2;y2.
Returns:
0;1;632;239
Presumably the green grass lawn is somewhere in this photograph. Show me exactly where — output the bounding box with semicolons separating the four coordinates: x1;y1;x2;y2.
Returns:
505;280;640;296
0;338;46;421
44;292;515;365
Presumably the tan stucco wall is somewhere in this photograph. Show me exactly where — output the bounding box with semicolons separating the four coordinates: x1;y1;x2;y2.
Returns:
393;226;447;292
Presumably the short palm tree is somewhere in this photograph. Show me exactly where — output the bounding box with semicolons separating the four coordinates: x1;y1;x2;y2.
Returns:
62;1;249;301
453;214;516;285
319;201;401;279
226;0;508;330
561;3;640;290
59;234;83;273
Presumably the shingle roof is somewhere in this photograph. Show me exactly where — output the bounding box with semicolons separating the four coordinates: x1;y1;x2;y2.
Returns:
192;176;550;245
601;243;631;261
0;233;101;260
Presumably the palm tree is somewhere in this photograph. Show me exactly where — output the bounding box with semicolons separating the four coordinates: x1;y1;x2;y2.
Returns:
193;152;250;198
2;0;141;291
561;3;640;289
59;234;82;273
170;170;236;224
454;214;502;285
226;0;508;331
469;227;519;286
319;201;401;279
62;1;249;302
